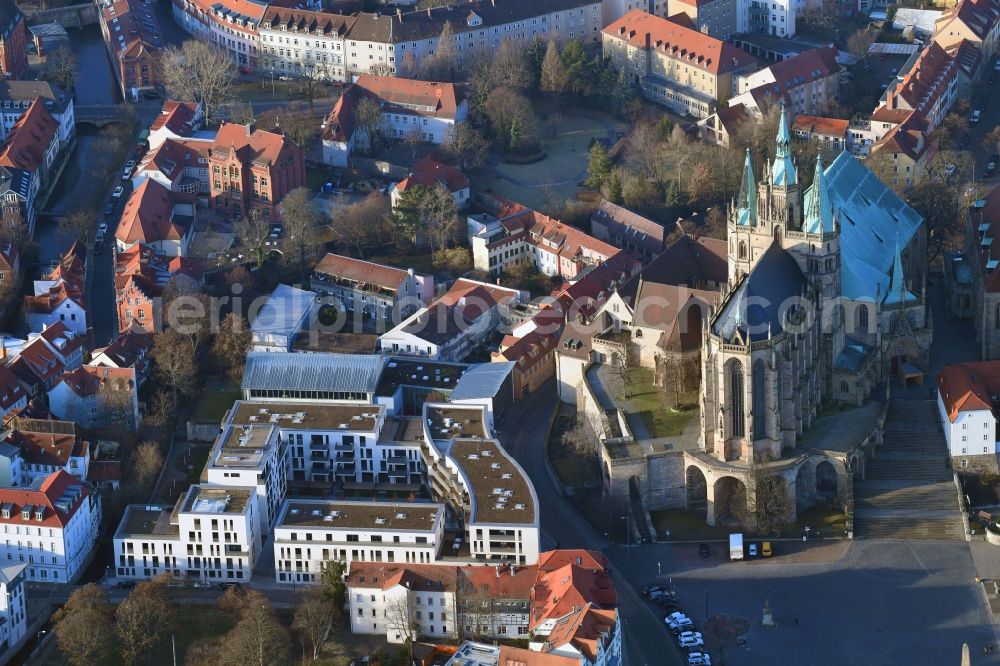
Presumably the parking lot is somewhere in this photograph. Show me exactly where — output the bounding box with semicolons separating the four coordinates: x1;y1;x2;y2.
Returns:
621;540;1000;665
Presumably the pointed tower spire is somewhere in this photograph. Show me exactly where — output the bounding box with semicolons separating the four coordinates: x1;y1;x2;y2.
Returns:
802;154;833;234
883;238;910;305
770;101;797;188
736;147;758;226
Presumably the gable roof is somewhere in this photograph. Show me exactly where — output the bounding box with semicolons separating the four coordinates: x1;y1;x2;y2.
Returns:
746;46;840;105
116;178;192;246
591;200;665;256
971;182;1000;293
0;470;89;529
150;100;201;136
0;100;58;172
792;114;849;137
347;562;458;592
313;253;412;291
824;151;923;302
54;366;136;399
641;234;728;287
0;365;25;410
396;156;469;194
939;361;1000;422
602;10;755;75
212;122;297;166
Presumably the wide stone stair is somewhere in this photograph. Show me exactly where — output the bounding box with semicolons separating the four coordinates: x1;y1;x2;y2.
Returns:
852;398;966;540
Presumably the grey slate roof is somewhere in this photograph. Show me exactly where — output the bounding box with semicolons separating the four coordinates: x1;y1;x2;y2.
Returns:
712;242;807;343
0;563;25;585
0;80;71;115
242;351;386;394
450;362;514;401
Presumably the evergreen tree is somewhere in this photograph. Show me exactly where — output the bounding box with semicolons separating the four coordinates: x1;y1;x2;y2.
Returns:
604;171;623;204
610;69;636;117
527;37;546;84
586;142;612;188
561;40;592;96
540;40;568;97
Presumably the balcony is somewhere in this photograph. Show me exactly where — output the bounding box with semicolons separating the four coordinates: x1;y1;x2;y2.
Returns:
309;441;327;451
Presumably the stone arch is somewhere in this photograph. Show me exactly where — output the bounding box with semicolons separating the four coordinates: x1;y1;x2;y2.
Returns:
738;241;747;260
815;460;838;498
713;475;747;529
773;225;783;243
685;466;708;519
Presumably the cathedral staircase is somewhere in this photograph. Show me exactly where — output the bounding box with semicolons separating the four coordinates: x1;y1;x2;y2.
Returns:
852;399;966;540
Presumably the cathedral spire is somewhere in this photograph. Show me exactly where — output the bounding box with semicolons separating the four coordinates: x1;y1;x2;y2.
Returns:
802;154;833;234
883;239;909;305
736;147;757;226
770;102;797;188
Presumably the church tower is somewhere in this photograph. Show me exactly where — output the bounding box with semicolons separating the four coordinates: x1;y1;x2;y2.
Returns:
728;148;758;283
761;103;801;237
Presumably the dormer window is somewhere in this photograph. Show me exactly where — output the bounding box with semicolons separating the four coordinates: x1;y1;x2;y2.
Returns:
34;507;44;521
21;505;30;520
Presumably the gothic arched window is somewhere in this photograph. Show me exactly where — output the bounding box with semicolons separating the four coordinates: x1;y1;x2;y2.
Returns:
752;360;767;440
729;360;745;438
857;305;869;333
738;241;747;260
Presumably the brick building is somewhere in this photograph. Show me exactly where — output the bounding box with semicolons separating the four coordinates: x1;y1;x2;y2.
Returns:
208;122;305;222
98;0;165;100
0;0;27;80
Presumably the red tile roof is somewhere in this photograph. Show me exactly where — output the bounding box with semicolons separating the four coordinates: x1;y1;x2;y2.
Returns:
602;10;755;75
56;366;135;398
874;111;934;161
935;0;1000;43
938;361;1000;422
744;46;839;105
323;75;464;143
12;337;65;384
347;562;458;592
100;0;164;60
6;429;81;468
314;253;412;292
116;179;191;246
212;122;298;166
461;562;538;599
0;99;58;172
396;157;469;195
0;365;25;411
149;100;201;136
137;137;210;180
543;604;617;662
497;646;581;666
0;470;89;529
879;42;956;118
530;551;616;630
37;322;84;360
792;114;849;137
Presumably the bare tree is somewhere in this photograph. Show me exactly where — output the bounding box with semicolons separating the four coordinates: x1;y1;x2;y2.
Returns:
59;209;96;245
280;187;324;280
151;329;197;405
234;210;273;269
385;596;419;660
53;585;114;666
292;589;335;661
43;46;77;92
222;591;291;666
625;120;663;181
540;40;568;97
456;575;494;640
419;183;459;255
129;441;164;498
330;192;390;257
846;27;876;61
444;123;489;171
161;41;237;124
116;579;173;666
214;312;252;382
420;22;458;82
740;461;792;535
297;62;327;108
353;97;385;154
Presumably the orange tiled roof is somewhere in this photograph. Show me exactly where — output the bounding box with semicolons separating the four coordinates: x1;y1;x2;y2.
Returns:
396;156;469;194
792;114;849;137
0;99;58;172
150;101;200;136
938;361;1000;422
56;366;135;398
0;470;90;528
116;179;191;246
602;10;755;75
212;122;298;166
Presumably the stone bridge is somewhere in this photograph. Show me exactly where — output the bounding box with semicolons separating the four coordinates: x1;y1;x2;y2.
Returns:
74;105;130;127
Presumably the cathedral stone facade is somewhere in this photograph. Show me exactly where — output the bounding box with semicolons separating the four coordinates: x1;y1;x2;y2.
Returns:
686;106;932;529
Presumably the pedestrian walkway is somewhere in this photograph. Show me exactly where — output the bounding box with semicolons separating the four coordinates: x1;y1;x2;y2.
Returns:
853;398;966;540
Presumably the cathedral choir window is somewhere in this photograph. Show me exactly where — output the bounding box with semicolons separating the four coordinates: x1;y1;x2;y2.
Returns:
857;305;869;333
738;242;747;260
752;361;767;439
729;360;744;438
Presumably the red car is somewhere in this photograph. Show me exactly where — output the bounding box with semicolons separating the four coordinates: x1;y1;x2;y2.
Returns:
239;66;253;75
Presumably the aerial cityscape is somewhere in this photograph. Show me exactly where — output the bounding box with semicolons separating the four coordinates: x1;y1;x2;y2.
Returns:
0;0;994;663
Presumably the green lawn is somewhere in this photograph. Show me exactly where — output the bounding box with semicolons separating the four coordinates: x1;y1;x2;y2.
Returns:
788;504;848;537
650;509;733;541
191;389;241;424
619;368;697;438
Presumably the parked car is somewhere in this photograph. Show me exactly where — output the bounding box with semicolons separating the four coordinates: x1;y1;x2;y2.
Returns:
676;632;702;644
115;580;136;589
988;155;999;175
679;636;705;649
665;612;687;624
97;222;108;236
971;110;983;124
239;65;253;75
762;541;773;557
668;617;694;631
642;584;669;597
103;202;114;216
688;652;712;666
748;543;758;557
193;580;213;589
657;598;681;611
94;238;103;255
112;185;124;199
218;582;242;591
698;543;709;558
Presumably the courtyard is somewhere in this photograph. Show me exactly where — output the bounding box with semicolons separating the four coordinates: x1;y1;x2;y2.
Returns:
478;107;627;212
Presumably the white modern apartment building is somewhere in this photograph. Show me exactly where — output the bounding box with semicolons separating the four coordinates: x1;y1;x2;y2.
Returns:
737;0;796;37
938;361;1000;471
113;484;260;582
348;561;458;643
273;500;445;584
0;471;100;583
422;403;540;565
0;564;27;653
204;423;288;536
